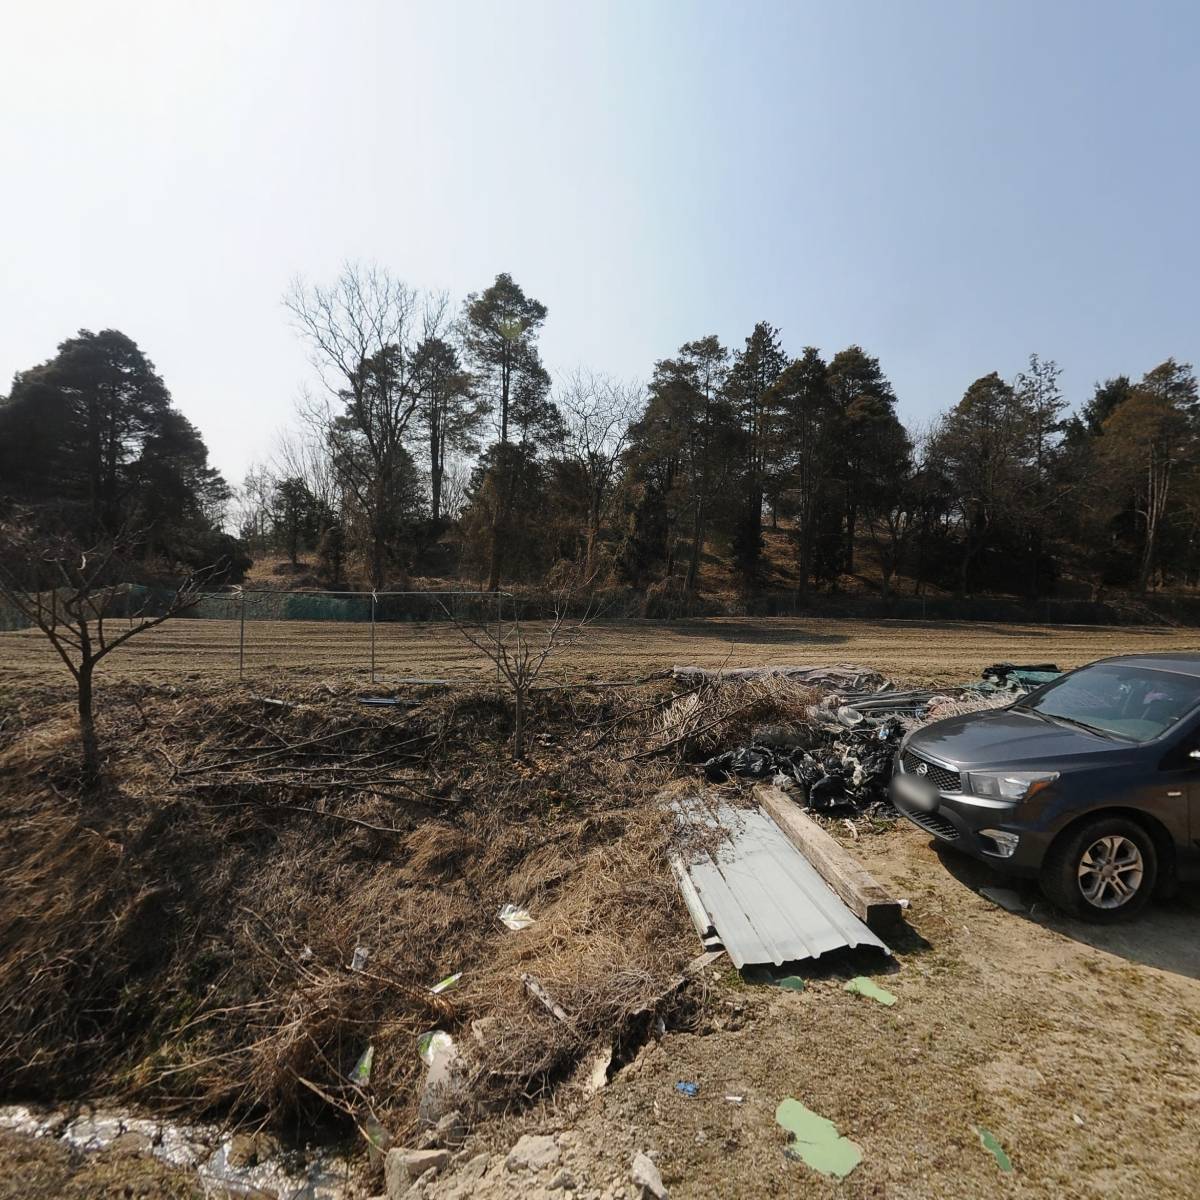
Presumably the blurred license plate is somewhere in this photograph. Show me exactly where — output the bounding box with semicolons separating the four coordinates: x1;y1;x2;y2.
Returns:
893;772;938;812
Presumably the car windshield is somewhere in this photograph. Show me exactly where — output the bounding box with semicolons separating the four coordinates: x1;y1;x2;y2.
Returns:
1016;663;1200;743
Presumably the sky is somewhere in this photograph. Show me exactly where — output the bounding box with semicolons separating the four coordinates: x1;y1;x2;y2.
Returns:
2;0;1198;486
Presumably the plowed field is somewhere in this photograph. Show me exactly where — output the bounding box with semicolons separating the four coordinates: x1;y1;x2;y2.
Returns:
4;615;1200;686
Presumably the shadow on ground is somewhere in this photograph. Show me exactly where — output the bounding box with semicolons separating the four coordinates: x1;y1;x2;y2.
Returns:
931;839;1200;981
660;621;850;647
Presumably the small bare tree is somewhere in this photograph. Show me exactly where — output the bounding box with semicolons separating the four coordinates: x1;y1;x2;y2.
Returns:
0;523;210;785
441;581;597;760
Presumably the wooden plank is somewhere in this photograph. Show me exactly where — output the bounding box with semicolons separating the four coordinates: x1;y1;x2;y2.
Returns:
755;785;903;933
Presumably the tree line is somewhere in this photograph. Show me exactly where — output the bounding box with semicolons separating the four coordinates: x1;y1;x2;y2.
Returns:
0;329;244;580
3;264;1198;606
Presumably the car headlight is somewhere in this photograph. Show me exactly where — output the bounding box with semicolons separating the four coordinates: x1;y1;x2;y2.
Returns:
966;770;1058;801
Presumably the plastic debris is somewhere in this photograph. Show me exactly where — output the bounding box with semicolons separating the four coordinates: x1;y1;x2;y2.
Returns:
742;964;806;991
776;1097;862;1178
349;1044;374;1085
704;728;902;813
363;1115;389;1162
349;945;370;972
975;1125;1013;1172
675;1081;699;1097
672;665;885;690
498;903;535;931
417;1030;455;1067
430;972;462;995
844;976;897;1006
724;1094;744;1105
417;1031;467;1125
523;973;570;1022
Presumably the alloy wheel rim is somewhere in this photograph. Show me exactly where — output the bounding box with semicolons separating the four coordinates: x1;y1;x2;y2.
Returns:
1078;834;1144;909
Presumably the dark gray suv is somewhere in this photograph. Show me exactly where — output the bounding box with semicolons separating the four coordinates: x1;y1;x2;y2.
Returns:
890;653;1200;921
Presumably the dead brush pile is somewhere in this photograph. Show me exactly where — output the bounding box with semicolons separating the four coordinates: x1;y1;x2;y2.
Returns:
652;676;820;760
0;671;820;1148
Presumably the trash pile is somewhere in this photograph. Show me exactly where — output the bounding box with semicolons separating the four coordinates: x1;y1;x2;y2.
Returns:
703;663;1061;813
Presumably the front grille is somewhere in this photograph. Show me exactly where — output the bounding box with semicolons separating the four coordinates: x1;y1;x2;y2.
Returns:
895;799;960;841
901;751;961;793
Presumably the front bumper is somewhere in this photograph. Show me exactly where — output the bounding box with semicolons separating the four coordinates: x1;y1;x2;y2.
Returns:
889;762;1050;873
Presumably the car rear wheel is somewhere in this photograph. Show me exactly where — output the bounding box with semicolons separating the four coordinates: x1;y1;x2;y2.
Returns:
1040;816;1157;922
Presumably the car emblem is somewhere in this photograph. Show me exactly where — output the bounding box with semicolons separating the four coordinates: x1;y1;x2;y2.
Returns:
915;762;929;777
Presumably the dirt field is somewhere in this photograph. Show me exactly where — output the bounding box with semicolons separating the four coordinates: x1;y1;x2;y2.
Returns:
4;615;1200;687
444;820;1200;1199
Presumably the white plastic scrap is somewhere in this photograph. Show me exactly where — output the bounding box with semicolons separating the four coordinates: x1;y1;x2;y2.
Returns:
498;903;535;931
349;945;370;972
417;1030;456;1068
348;1045;374;1085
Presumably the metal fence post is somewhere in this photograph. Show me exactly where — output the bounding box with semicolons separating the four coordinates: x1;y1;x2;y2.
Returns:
238;589;246;680
370;591;377;683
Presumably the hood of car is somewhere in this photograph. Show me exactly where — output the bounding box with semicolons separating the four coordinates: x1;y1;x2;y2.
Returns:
905;707;1121;771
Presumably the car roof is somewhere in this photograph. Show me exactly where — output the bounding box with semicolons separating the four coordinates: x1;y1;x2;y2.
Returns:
1085;652;1200;678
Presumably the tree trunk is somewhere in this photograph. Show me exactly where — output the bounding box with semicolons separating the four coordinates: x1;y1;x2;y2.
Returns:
685;499;704;594
585;519;599;580
371;528;386;591
430;420;444;524
513;685;525;761
796;519;812;601
844;497;857;573
1138;523;1156;593
78;661;100;786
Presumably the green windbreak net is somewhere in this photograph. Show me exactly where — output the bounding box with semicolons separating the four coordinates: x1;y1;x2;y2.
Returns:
199;591;505;624
0;595;33;632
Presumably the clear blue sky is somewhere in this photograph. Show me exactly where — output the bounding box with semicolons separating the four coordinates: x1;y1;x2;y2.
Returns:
2;0;1197;484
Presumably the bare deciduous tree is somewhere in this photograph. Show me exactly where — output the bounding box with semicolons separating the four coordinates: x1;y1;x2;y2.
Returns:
441;578;597;760
283;264;446;588
0;523;211;785
557;370;640;578
274;396;342;527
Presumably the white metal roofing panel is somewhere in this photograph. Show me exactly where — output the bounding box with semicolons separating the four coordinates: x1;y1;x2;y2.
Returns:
674;798;889;969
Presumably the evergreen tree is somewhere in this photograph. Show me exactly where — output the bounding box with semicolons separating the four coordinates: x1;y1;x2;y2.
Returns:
727;322;788;587
462;273;549;589
826;347;906;575
935;372;1034;595
765;348;836;597
0;329;230;564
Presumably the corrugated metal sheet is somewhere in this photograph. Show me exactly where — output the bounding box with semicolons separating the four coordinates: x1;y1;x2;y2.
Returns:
674;799;889;968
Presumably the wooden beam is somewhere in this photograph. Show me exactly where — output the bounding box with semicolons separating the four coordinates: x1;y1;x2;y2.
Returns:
756;785;903;933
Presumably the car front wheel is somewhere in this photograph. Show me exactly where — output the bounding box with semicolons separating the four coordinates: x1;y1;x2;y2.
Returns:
1041;816;1157;922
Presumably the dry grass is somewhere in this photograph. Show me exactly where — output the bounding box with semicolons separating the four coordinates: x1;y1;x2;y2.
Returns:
0;669;824;1148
